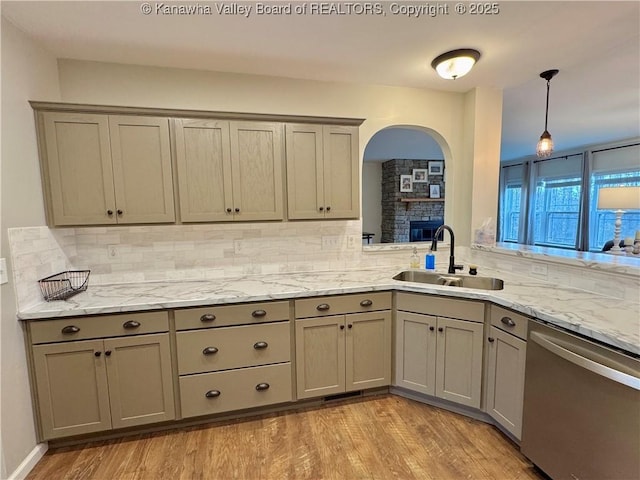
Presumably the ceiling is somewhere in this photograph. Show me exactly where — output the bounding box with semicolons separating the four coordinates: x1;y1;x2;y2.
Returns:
2;1;639;160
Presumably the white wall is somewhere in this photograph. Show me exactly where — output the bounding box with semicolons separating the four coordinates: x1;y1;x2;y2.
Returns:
362;162;382;241
1;16;61;477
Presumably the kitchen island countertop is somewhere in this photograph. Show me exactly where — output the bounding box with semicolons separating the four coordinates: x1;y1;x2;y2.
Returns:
18;265;640;356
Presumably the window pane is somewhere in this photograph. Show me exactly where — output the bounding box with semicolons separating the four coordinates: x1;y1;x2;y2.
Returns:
501;185;521;241
589;171;640;251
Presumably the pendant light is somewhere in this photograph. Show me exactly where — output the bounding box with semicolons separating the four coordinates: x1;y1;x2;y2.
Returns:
431;49;481;80
536;69;559;158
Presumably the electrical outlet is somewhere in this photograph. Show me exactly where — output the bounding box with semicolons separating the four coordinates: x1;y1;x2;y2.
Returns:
322;236;340;250
107;245;119;259
0;258;8;285
531;263;548;276
347;235;356;249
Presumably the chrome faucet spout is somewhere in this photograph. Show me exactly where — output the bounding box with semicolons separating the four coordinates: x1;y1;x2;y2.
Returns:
432;225;463;274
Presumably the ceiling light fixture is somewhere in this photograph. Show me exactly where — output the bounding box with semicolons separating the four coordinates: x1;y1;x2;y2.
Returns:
431;49;481;80
536;69;559;158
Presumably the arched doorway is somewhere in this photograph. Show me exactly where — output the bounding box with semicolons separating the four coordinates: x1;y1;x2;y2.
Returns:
362;126;450;244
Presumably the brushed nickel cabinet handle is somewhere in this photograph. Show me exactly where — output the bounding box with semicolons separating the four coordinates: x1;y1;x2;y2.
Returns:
360;299;373;307
255;383;270;391
316;303;330;311
205;390;221;398
252;310;267;318
200;313;216;322
122;320;140;329
202;346;219;355
501;317;516;327
253;341;268;350
61;325;80;334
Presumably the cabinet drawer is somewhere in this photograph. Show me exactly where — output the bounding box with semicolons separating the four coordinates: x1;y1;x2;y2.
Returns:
177;322;291;375
30;311;169;344
295;292;391;318
396;293;484;323
490;305;529;340
180;363;292;418
175;301;289;330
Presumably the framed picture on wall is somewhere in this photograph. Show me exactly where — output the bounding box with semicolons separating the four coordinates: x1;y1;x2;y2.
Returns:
428;161;444;175
429;184;441;198
412;169;428;183
400;175;413;192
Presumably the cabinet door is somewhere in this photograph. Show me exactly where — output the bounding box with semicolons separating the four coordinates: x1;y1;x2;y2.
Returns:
229;121;284;221
109;115;175;223
394;311;437;395
32;339;111;439
485;326;527;439
174;119;233;222
295;315;345;399
346;311;392;391
42;112;116;225
104;333;175;429
285;124;324;219
322;126;359;219
435;317;484;408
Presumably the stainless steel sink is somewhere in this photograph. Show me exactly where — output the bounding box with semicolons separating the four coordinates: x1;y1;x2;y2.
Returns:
393;270;504;290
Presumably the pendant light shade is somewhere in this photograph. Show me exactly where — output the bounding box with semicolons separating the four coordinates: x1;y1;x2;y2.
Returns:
536;69;559;158
431;49;481;80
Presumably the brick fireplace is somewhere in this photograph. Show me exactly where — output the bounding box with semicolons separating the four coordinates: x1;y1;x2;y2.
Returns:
381;159;444;243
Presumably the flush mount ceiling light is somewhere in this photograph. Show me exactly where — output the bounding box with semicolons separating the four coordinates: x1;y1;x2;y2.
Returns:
431;49;481;80
536;69;559;158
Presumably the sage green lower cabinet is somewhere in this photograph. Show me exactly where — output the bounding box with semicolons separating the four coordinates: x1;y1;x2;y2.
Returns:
395;293;484;409
484;305;529;439
32;333;175;440
294;293;392;400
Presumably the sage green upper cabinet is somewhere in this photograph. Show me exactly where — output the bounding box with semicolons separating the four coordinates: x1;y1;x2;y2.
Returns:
40;112;175;226
286;124;359;220
175;119;284;222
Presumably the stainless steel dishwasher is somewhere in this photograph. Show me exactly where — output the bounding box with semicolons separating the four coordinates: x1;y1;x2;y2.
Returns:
521;322;640;480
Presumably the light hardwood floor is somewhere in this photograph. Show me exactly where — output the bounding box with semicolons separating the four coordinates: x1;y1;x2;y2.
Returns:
27;395;545;480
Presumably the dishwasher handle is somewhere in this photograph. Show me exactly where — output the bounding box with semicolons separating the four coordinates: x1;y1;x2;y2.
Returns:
530;331;640;391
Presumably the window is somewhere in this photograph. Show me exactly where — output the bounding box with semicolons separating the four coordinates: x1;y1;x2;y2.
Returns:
497;141;640;252
499;163;526;243
531;155;583;249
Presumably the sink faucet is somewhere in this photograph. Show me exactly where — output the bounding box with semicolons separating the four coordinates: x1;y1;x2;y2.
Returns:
431;225;464;274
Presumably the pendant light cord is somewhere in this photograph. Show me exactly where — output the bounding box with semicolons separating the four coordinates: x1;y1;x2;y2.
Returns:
544;79;550;131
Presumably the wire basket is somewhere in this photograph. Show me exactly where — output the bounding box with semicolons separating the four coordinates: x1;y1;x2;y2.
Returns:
38;270;90;302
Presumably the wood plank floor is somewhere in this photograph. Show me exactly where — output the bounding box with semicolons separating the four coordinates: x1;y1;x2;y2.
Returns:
27;395;545;480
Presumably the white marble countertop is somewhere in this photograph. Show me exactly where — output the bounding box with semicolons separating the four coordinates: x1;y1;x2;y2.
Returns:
18;265;640;356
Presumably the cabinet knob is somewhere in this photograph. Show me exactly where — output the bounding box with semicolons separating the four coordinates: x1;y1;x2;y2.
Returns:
501;317;516;327
202;346;219;355
253;341;268;350
340;325;345;330
326;206;331;212
205;390;221;398
117;209;123;216
226;208;232;213
429;326;435;331
235;208;240;213
488;337;495;343
360;299;373;307
105;350;112;356
94;351;102;357
107;210;114;216
200;313;216;322
319;206;324;211
316;303;330;311
438;327;444;333
61;325;80;334
348;324;353;329
255;383;270;391
122;320;140;329
252;309;267;318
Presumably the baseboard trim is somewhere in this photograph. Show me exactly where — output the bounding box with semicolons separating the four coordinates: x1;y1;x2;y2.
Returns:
7;443;48;480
